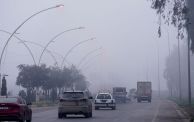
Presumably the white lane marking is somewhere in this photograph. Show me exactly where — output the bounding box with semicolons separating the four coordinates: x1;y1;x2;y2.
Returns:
151;101;161;122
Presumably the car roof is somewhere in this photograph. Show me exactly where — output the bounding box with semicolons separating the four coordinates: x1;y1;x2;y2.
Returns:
97;93;111;95
63;91;85;93
0;96;19;98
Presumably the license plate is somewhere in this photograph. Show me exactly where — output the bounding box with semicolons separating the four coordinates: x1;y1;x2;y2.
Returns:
108;104;115;106
0;107;8;110
97;104;106;106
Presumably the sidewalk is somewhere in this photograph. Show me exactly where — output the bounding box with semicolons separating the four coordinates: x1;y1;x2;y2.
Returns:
155;100;190;122
169;101;194;122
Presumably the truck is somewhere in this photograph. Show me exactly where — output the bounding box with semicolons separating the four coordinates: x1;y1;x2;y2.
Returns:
137;81;152;103
112;87;127;103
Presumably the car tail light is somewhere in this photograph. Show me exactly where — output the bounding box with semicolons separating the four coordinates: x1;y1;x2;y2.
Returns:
111;100;114;103
79;99;87;105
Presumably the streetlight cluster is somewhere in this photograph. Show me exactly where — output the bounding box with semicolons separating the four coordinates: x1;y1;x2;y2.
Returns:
0;4;102;96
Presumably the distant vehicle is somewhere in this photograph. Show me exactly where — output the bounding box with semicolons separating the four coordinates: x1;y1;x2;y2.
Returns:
137;81;152;103
0;96;32;122
112;87;127;103
95;93;116;110
58;91;93;118
129;88;137;99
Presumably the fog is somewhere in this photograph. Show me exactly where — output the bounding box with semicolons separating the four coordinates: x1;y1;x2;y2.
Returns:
0;0;179;94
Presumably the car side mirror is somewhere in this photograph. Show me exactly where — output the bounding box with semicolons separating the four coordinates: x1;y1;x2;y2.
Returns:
89;96;93;99
27;103;32;105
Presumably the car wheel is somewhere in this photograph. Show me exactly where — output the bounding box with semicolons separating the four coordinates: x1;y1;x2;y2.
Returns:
112;106;116;110
95;106;99;110
26;119;32;122
84;113;91;118
89;112;92;117
137;99;141;103
18;120;24;122
26;115;32;122
58;113;63;119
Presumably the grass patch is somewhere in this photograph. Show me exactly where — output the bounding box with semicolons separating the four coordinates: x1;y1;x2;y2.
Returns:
32;101;57;107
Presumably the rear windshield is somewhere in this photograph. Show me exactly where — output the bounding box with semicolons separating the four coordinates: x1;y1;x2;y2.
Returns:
114;88;125;92
62;92;84;99
0;98;18;103
97;94;111;99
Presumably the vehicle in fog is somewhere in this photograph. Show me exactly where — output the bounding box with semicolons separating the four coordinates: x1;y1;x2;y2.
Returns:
0;96;32;122
94;93;116;110
113;87;127;103
128;88;137;100
58;91;93;118
137;81;152;103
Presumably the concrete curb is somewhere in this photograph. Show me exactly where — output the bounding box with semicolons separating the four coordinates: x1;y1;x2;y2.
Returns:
170;100;191;122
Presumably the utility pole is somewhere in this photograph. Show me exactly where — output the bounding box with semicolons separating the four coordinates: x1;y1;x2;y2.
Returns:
187;22;191;106
157;41;160;98
177;29;182;101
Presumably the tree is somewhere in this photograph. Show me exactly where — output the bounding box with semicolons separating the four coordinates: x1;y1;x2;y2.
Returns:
18;90;27;100
1;76;7;96
16;64;89;102
150;0;194;52
164;43;194;100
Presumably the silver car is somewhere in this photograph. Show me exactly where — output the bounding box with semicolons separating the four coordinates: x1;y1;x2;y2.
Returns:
58;91;93;118
95;93;116;110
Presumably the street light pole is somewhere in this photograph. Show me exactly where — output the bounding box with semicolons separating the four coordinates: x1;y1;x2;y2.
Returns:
23;41;61;67
0;4;64;70
0;4;64;90
25;41;71;66
177;28;182;101
38;27;84;66
187;22;191;106
0;30;37;65
61;38;95;68
157;41;160;98
77;47;102;68
80;53;103;71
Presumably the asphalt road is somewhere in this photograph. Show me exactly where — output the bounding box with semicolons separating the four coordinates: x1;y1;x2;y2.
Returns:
32;99;190;122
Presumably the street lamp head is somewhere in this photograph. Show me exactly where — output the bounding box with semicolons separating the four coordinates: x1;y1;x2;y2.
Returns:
56;4;64;8
90;37;96;40
78;27;85;29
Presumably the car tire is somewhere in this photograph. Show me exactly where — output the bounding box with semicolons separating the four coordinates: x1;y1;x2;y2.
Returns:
58;113;63;119
89;112;92;117
18;120;24;122
95;106;99;110
137;99;141;103
112;106;116;110
26;115;32;122
85;112;91;118
26;119;32;122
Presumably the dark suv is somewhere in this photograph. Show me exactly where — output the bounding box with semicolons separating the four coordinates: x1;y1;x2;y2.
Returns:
58;91;93;118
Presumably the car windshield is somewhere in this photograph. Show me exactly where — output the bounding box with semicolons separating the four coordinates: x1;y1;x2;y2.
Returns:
62;92;84;99
0;97;18;103
114;88;125;92
97;94;111;99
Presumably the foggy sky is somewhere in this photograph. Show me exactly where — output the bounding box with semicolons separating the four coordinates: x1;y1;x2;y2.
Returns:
0;0;179;94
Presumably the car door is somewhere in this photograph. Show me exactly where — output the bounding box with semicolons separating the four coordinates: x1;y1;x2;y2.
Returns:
22;99;31;120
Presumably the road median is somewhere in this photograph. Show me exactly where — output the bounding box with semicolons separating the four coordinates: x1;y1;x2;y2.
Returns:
31;105;57;113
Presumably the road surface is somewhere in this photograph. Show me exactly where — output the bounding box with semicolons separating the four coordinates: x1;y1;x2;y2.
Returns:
32;99;190;122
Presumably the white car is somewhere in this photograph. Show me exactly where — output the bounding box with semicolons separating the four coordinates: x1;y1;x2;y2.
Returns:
94;93;116;110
